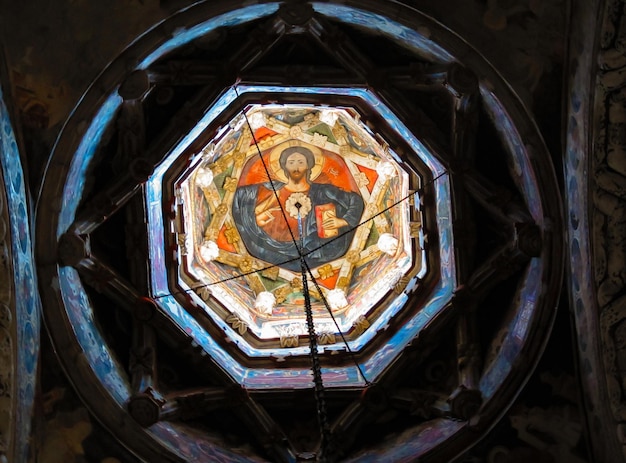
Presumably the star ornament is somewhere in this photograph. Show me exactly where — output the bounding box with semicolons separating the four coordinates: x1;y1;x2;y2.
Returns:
285;192;311;219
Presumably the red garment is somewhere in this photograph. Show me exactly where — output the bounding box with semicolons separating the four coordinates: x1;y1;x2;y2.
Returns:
255;185;309;241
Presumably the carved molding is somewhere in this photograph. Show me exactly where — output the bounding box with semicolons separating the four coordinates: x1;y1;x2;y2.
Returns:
561;0;626;461
591;0;626;458
0;74;40;463
0;150;14;462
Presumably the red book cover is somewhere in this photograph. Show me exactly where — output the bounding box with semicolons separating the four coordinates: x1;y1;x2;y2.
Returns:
315;203;337;238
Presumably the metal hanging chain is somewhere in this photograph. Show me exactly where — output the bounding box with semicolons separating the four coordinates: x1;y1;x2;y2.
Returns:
297;206;331;462
300;255;372;387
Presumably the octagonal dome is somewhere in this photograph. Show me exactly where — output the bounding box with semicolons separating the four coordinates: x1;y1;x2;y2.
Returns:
145;86;453;387
174;102;422;345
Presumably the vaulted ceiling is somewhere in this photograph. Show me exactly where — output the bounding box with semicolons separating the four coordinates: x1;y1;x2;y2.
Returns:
1;1;620;463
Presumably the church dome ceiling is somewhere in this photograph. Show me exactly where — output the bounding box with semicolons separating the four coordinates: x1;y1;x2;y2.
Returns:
152;93;447;389
34;1;563;461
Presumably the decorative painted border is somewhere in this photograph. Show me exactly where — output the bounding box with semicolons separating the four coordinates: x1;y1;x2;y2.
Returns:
0;82;41;463
567;1;626;462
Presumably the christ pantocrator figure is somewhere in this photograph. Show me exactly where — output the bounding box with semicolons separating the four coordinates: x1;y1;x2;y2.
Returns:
233;145;364;271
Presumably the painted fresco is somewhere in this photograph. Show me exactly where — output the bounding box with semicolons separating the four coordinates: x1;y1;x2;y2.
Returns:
232;142;364;271
177;105;419;342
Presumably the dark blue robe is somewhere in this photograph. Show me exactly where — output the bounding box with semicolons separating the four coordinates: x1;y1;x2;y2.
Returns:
232;182;364;271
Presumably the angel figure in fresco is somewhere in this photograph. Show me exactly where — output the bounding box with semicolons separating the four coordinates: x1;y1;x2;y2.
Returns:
232;144;364;271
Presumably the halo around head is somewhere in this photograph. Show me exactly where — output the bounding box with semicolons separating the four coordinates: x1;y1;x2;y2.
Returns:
269;140;324;183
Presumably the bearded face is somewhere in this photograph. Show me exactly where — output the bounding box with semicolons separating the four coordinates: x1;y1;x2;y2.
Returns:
284;152;310;183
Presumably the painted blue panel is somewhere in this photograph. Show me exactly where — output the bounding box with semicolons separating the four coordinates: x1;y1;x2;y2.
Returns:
312;3;453;62
479;258;544;399
149;421;265;463
58;94;121;236
481;89;543;221
344;418;463;462
0;85;41;461
138;4;280;70
435;174;456;281
147;177;170;293
58;267;131;403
